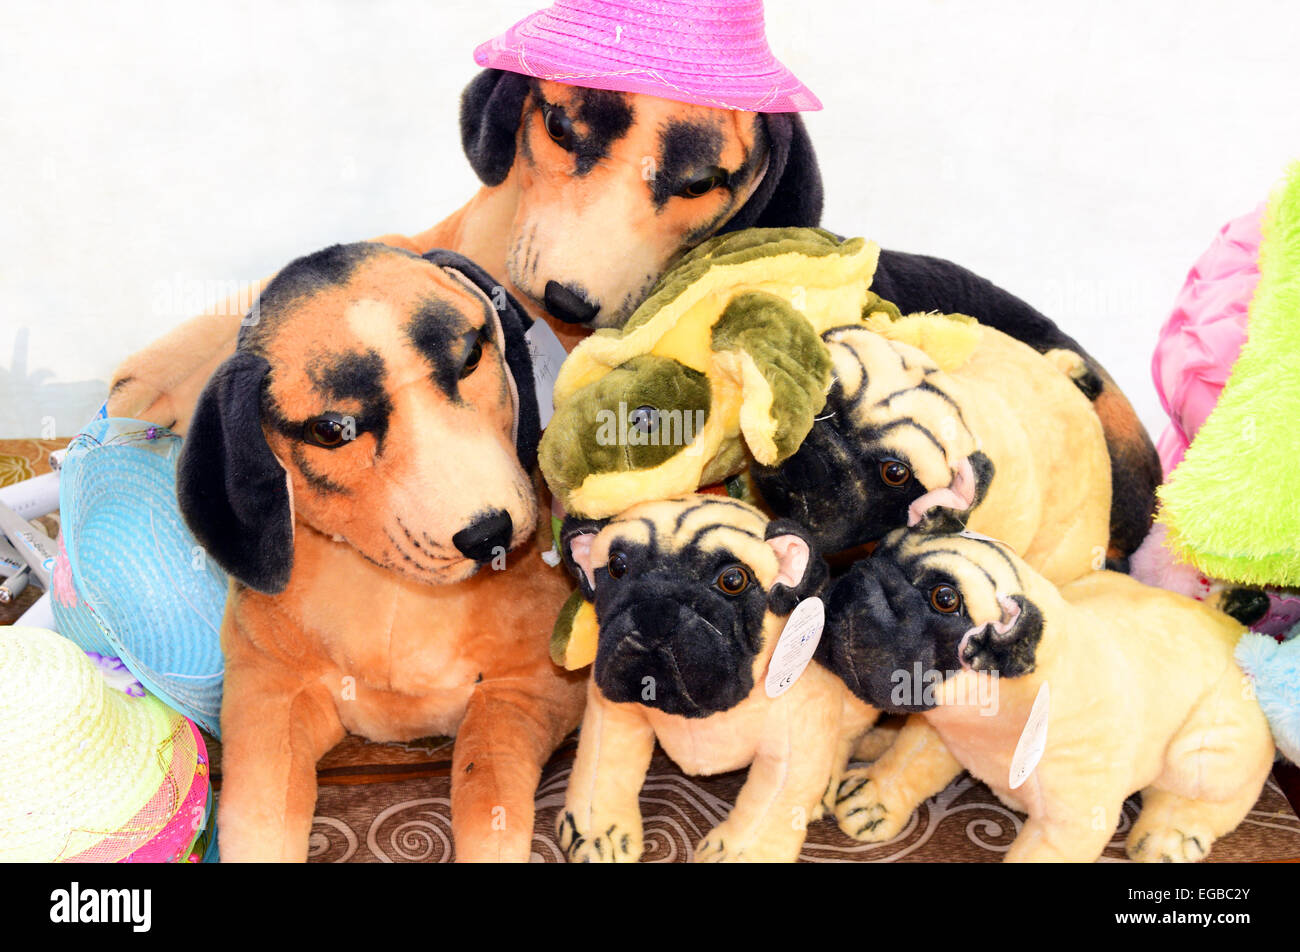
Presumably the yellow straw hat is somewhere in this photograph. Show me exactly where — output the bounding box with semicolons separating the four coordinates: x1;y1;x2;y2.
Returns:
0;626;209;862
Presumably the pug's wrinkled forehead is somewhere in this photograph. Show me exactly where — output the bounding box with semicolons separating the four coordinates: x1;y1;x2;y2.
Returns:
876;524;1026;628
589;495;779;586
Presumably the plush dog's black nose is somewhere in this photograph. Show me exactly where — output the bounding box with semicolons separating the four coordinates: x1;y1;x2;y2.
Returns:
543;281;599;324
453;510;514;563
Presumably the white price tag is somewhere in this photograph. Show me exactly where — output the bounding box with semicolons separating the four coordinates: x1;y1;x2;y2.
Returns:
1009;681;1050;790
525;319;569;430
765;596;825;698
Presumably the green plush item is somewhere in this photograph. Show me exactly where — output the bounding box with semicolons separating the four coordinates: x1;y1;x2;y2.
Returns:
537;227;982;519
1159;162;1300;586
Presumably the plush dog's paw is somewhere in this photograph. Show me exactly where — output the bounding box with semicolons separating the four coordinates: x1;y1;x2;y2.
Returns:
1126;828;1211;864
833;769;911;843
556;810;642;863
695;818;805;863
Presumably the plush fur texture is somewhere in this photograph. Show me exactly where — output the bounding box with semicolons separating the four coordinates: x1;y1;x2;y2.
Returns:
753;322;1114;583
555;495;877;862
176;243;585;861
1236;627;1300;764
1158;162;1300;587
823;524;1274;862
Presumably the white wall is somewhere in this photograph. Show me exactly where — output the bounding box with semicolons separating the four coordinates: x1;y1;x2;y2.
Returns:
2;0;1297;438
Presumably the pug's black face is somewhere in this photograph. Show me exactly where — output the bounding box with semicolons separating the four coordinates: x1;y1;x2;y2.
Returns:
592;541;769;718
751;385;926;554
820;526;1044;712
819;557;972;712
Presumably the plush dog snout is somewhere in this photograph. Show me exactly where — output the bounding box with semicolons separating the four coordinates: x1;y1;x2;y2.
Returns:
453;510;514;563
543;281;600;324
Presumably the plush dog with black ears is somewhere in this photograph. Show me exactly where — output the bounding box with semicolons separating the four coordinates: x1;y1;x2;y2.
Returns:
821;516;1274;862
177;241;585;862
554;495;879;863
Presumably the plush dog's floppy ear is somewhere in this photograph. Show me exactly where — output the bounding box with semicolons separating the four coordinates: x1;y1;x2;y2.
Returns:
765;518;828;616
711;290;833;466
559;515;609;601
177;351;294;594
722;113;824;232
422;249;541;472
957;593;1044;677
460;69;532;187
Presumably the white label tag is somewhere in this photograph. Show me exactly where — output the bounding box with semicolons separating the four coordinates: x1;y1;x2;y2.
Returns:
1009;681;1050;790
525;319;569;430
765;596;825;698
959;528;1002;544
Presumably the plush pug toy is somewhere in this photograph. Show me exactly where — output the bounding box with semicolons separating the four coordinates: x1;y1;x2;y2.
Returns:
752;323;1115;577
556;495;878;862
821;518;1275;862
539;227;925;519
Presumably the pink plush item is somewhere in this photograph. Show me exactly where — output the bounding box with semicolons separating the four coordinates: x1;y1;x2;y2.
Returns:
1151;204;1265;475
473;0;822;113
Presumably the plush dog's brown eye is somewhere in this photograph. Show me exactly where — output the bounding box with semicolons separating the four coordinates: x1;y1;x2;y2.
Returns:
303;413;352;449
460;334;484;379
677;167;729;199
543;106;573;150
880;459;912;487
607;550;628;580
930;584;961;614
716;565;751;596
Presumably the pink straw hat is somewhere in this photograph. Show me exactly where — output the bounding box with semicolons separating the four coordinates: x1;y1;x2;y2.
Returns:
473;0;821;113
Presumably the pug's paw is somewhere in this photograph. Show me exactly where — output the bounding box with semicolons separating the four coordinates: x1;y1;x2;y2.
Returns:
695;819;803;863
834;769;911;843
1126;828;1211;864
556;810;643;863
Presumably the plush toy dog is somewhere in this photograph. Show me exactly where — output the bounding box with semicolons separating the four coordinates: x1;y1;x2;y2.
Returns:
556;495;878;862
821;519;1275;862
752;321;1114;577
176;242;585;862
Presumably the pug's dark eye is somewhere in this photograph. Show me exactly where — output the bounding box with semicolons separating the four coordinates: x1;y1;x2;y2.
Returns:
677;167;729;199
629;405;659;434
880;459;912;487
460;332;485;379
543;106;574;150
607;550;628;580
303;413;353;449
716;565;751;596
930;584;961;614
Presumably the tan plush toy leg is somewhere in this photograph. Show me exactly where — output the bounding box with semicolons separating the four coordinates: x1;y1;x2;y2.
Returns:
558;681;656;863
695;676;841;863
451;675;587;863
107;306;254;433
1126;671;1274;863
1003;804;1125;862
217;666;346;863
834;714;963;843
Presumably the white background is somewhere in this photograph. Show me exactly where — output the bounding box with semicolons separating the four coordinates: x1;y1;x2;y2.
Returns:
2;0;1297;438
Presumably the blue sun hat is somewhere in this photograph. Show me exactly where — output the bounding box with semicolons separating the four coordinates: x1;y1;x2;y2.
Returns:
51;417;226;736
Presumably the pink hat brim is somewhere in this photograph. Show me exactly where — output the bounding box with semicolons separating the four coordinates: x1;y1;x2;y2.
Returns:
473;0;821;113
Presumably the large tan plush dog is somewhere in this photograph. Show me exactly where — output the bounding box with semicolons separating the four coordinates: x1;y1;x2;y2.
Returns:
822;522;1274;862
107;75;810;433
176;242;584;861
557;495;878;862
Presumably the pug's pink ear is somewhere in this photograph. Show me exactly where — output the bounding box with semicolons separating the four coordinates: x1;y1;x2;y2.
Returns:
767;534;811;590
569;533;597;591
908;456;978;527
